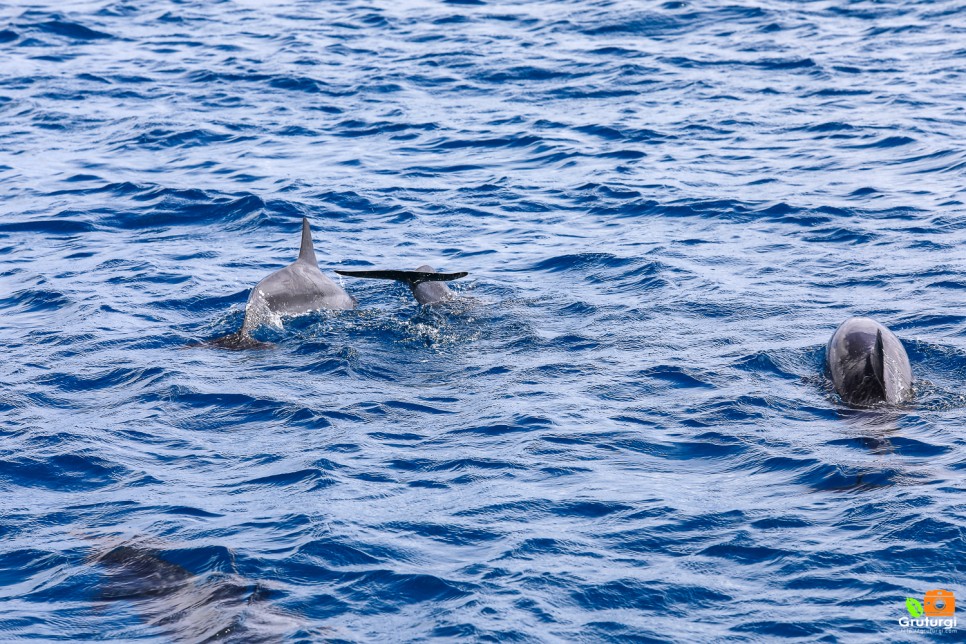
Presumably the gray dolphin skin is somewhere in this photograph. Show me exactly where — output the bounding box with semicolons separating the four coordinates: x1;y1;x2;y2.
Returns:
210;217;355;349
826;316;913;406
335;264;467;304
90;541;306;642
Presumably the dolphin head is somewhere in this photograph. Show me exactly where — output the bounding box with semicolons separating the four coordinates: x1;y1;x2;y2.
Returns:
826;317;913;406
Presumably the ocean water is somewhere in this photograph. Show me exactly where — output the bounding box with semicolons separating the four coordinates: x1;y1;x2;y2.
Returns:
1;0;965;641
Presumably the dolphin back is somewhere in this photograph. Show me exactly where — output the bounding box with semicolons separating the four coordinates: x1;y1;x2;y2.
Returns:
203;218;356;349
89;540;309;641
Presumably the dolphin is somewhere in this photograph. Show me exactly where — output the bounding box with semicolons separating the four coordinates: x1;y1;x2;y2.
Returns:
335;264;467;304
210;217;355;349
825;316;913;406
89;540;309;642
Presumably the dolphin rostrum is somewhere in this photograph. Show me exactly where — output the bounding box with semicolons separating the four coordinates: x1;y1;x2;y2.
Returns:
210;217;355;349
335;264;467;304
826;316;913;406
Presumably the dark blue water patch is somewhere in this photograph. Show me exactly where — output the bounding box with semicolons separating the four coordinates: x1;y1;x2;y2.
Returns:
150;544;239;576
47;180;142;198
156;290;248;315
184;69;341;97
527;252;636;273
0;288;71;312
333;119;438;139
551;86;643;100
597;149;646;160
800;121;858;133
798;463;903;493
103;190;266;229
135;387;336;429
231;468;335;492
387;457;526;475
637;365;714;389
0;549;70;596
581;620;672;643
613;433;748;461
577;11;689;38
105;269;192;285
0;454;131;491
158;505;223;519
573;579;731;614
929;280;966;290
75;73;110;85
731;352;803;380
660;55;818;71
28;17;115;41
298;540;383;568
341;570;474;608
383;521;502;546
426;133;541;151
806;87;873;97
123;127;257;151
699;539;791;566
730;620;826;638
451;412;549;436
63;173;103;183
549;501;631;519
886;516;963;545
573;124;626;141
749;516;810;531
35;366;167;392
800;227;875;244
382;399;455;415
0;218;95;234
845;135;917;149
895;316;966;333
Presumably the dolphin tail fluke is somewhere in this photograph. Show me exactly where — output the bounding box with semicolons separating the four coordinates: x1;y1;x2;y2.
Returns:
335;269;468;285
298;217;317;265
205;331;274;350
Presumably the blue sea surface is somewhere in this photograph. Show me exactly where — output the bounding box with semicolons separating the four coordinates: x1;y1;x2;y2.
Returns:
1;0;965;641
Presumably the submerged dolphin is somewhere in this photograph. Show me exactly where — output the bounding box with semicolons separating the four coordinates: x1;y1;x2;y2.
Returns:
826;316;913;406
210;217;354;349
335;264;467;304
90;541;309;642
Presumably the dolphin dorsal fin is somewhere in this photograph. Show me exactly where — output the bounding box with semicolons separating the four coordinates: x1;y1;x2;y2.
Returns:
871;329;885;386
298;217;317;265
860;329;887;396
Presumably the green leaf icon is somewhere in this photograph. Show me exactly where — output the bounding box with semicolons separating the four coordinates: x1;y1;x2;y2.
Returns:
906;597;924;618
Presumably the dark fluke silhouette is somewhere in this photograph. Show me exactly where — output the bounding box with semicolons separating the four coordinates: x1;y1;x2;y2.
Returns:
336;265;467;304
